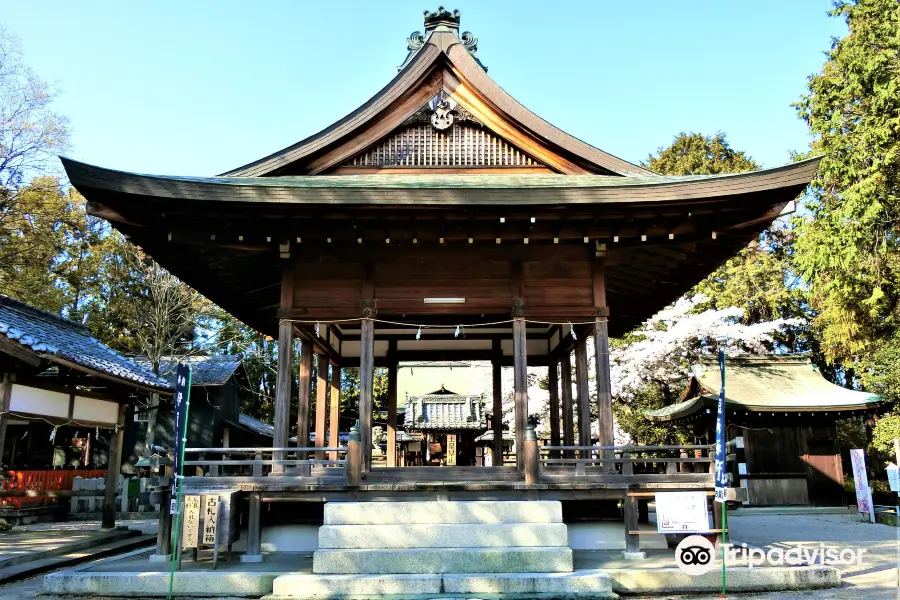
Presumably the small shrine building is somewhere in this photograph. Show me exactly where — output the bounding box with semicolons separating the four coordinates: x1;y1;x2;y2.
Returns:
645;355;885;506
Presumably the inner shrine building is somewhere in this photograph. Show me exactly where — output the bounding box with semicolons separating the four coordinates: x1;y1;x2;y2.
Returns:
63;7;820;481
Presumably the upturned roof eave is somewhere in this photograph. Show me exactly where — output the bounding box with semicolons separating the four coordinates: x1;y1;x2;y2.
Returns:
62;155;821;207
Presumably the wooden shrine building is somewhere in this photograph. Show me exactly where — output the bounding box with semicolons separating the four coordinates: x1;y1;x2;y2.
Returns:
404;387;486;466
645;355;885;506
61;6;821;558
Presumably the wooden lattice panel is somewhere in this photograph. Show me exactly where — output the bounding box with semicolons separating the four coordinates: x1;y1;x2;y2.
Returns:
344;124;543;168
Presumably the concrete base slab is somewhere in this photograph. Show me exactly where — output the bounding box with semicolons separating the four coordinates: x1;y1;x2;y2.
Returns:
620;551;646;561
607;565;840;594
45;570;282;597
319;523;569;549
324;500;562;525
268;571;615;599
313;547;573;574
147;554;172;563
241;554;264;563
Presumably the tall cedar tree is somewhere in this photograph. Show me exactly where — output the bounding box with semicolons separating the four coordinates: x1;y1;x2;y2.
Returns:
793;0;900;370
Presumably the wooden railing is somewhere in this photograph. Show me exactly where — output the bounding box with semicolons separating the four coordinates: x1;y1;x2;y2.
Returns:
183;447;348;477
538;444;715;476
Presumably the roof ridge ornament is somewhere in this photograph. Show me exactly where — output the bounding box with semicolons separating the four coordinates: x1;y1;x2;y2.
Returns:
402;90;483;131
399;7;487;72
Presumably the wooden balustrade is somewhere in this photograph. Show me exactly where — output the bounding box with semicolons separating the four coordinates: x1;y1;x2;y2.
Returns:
537;444;716;476
182;446;348;478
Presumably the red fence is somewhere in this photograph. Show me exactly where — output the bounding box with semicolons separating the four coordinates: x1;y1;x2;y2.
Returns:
0;469;107;509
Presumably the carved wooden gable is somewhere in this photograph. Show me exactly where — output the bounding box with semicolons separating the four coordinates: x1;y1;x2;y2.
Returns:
336;91;547;173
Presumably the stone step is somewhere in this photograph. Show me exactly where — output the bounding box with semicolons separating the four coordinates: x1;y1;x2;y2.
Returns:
313;547;574;574
319;523;568;549
323;500;562;525
269;571;616;599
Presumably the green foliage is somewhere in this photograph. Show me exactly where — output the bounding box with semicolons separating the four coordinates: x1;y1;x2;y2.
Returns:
872;413;900;454
792;0;900;365
644;132;759;175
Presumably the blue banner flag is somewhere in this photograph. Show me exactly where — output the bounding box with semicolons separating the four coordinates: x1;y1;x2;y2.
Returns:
171;363;192;494
714;350;727;503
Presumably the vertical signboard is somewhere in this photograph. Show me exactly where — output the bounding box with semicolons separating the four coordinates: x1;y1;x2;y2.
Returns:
171;363;192;496
203;495;219;546
182;495;200;549
446;434;457;466
850;448;875;523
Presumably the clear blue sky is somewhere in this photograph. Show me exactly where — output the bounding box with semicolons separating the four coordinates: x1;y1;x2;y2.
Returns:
2;1;845;176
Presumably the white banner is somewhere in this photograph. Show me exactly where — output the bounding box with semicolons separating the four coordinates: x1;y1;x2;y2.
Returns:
849;448;875;523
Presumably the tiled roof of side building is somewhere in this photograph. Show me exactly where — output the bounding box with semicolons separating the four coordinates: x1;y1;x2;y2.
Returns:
132;354;244;387
404;393;487;430
0;295;172;391
645;354;883;422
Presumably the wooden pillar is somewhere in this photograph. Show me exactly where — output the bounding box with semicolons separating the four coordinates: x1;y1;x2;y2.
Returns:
154;487;172;558
595;319;614;461
574;336;591;449
492;360;503;465
359;318;375;471
273;320;294;473
314;354;328;461
297;340;313;447
524;425;539;485
101;403;127;530
347;423;362;486
328;364;341;461
387;348;398;467
561;353;574;449
593;257;614;455
0;373;12;468
513;318;528;472
623;493;641;557
241;492;262;563
548;361;560;456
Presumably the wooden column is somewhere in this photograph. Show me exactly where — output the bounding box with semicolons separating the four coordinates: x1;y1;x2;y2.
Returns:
273;320;294;473
241;492;262;563
154;487;172;558
0;373;12;468
513;318;528;472
328;363;341;461
548;361;560;455
574;336;591;448
101;403;127;530
595;317;614;453
593;259;614;456
623;493;641;557
387;347;398;467
314;354;328;461
297;339;313;474
492;360;503;465
359;318;375;471
561;353;574;448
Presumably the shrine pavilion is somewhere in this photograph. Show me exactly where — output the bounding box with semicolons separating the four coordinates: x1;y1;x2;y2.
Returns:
60;7;821;563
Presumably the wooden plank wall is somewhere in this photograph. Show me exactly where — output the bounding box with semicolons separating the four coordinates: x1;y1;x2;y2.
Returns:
287;247;595;319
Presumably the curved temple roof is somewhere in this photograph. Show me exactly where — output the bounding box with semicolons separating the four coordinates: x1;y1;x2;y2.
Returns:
62;157;820;206
218;20;654;177
645;355;882;422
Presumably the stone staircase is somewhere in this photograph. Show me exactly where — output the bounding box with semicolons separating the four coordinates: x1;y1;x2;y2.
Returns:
313;500;573;574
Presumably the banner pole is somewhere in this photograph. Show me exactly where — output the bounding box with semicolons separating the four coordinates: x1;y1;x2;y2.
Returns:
715;348;727;598
167;364;192;600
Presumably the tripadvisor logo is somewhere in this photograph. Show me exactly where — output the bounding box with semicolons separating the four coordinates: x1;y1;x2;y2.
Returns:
675;535;867;575
675;535;715;575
